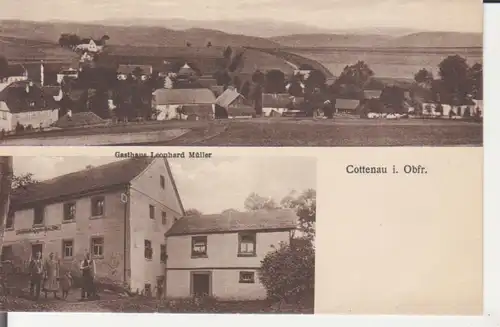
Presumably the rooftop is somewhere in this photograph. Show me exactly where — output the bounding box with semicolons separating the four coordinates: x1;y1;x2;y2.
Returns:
166;209;298;236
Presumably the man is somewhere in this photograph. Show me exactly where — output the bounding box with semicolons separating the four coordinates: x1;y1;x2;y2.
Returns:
80;252;98;300
28;252;44;300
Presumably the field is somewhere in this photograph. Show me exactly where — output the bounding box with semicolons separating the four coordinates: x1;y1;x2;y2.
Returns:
289;47;483;79
0;118;483;146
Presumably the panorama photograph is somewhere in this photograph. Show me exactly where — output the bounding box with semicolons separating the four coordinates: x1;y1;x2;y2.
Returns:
0;0;483;146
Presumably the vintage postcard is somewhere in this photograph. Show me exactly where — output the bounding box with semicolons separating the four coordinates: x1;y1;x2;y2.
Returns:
0;0;483;146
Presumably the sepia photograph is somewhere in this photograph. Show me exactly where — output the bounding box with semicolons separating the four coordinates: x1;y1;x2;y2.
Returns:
0;0;482;146
0;155;316;313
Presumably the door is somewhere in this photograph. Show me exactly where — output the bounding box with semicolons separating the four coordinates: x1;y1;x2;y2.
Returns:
31;244;43;259
191;272;211;297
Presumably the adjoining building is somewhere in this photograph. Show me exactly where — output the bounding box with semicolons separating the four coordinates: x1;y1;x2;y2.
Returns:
165;209;297;300
2;158;185;295
153;88;216;121
0;80;60;132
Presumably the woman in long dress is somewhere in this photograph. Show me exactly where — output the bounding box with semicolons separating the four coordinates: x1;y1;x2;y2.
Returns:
43;252;60;299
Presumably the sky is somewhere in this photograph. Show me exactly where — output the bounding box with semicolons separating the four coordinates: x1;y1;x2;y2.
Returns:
13;156;316;214
0;0;483;33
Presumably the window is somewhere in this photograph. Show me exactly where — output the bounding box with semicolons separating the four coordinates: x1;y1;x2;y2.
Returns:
5;211;14;229
62;240;74;258
63;202;76;221
144;240;153;260
160;244;167;263
161;211;167;225
33;206;45;226
1;245;13;261
91;196;105;217
91;237;104;257
191;236;207;258
149;205;155;219
238;233;256;256
160;175;165;189
239;271;255;284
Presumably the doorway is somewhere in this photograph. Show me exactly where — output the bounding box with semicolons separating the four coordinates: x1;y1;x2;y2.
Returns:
190;271;211;297
31;243;43;259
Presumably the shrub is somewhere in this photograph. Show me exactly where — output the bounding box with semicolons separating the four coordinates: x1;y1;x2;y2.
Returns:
259;238;314;302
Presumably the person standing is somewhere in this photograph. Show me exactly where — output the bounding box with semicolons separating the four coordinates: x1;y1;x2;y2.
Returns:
80;253;97;300
43;252;60;299
28;252;44;300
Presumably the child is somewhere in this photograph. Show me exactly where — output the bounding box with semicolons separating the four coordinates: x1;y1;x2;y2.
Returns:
60;271;73;300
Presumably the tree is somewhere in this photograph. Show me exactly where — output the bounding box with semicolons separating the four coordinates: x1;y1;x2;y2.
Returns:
469;63;483;100
213;69;231;87
259;239;314;302
438;55;471;105
335;61;374;89
221;208;240;215
287;78;303;97
186;42;192;47
184;208;203;216
414;68;434;86
304;70;326;93
244;193;279;211
265;69;286;94
228;51;245;72
206;41;212;48
251;70;265;85
379;85;406;114
0;157;13;261
223;46;233;61
280;189;316;238
99;35;110;45
240;81;251;98
12;173;38;189
0;56;8;80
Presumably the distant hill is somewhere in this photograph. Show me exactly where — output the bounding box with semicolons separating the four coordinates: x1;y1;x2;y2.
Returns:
0;19;279;48
270;34;394;48
270;31;482;48
92;18;333;38
385;32;483;48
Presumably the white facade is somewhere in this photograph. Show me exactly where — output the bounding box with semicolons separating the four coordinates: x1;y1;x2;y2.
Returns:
166;230;291;300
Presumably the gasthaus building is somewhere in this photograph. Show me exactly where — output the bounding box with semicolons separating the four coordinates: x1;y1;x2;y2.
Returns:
2;157;299;300
2;157;185;296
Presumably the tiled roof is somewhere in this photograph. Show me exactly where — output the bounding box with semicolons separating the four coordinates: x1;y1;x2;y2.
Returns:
0;81;59;113
215;88;241;109
153;88;216;105
262;93;293;108
363;90;382;99
166;209;298;236
11;158;154;207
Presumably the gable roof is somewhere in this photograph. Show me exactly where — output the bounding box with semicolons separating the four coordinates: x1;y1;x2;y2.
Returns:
363;90;382;99
335;98;360;110
166;209;298;236
11;158;155;208
0;80;60;113
7;64;28;77
215;88;242;109
54;112;105;129
178;63;196;76
262;93;293;108
153;88;216;105
117;64;153;76
198;78;217;89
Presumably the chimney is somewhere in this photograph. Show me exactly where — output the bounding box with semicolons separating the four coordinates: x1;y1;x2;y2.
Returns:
40;61;45;87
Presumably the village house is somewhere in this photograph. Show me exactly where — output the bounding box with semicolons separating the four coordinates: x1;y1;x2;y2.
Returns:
335;98;361;114
2;158;185;296
75;39;104;53
214;87;254;119
262;93;294;117
177;63;197;81
153;88;216;121
164;209;298;300
57;68;79;84
117;65;153;81
0;80;60;132
363;90;382;100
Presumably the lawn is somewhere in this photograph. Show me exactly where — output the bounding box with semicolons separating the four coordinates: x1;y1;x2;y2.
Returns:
181;118;483;147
